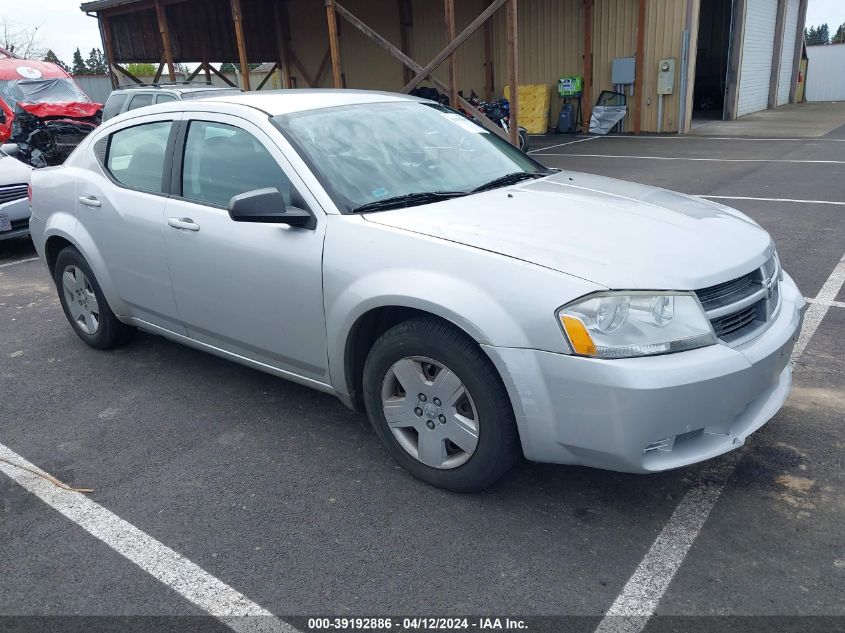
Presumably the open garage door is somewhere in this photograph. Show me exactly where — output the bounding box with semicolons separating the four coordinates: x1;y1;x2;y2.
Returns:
736;0;777;116
776;0;800;106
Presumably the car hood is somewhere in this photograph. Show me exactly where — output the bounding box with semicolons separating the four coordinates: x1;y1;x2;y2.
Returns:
362;171;773;290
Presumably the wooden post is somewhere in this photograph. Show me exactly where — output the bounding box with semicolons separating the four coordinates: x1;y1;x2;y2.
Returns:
326;0;343;88
230;0;251;90
633;0;646;134
398;0;414;85
274;0;293;89
154;0;176;82
505;0;519;147
444;0;458;107
99;14;118;89
203;59;211;83
582;0;593;128
483;0;494;101
153;56;166;83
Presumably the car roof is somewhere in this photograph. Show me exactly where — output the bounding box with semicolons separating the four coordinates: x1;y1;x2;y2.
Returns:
111;84;237;94
195;89;424;116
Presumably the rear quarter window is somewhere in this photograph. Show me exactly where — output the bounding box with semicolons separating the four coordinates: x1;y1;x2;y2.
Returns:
105;121;173;193
101;93;128;121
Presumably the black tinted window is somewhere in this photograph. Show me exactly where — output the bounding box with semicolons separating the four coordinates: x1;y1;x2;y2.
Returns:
106;121;172;193
127;93;154;111
102;93;128;120
181;120;291;208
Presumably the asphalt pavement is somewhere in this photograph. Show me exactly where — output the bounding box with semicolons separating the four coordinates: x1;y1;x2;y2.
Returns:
1;120;843;632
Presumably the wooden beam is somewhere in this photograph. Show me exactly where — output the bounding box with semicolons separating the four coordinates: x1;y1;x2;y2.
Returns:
99;15;119;89
274;0;294;89
207;62;238;87
326;0;343;88
314;48;332;87
402;0;507;93
154;0;176;82
289;49;315;87
398;0;414;85
633;0;646;134
257;62;279;90
332;1;510;142
505;0;519;146
203;59;211;82
153;56;166;83
185;64;203;82
483;0;494;101
582;0;594;128
444;0;458;107
113;63;143;85
230;0;251;90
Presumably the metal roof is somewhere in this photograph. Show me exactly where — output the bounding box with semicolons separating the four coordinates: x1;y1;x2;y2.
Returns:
80;0;145;12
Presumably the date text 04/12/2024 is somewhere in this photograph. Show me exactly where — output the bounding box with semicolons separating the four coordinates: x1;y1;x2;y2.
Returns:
306;617;528;630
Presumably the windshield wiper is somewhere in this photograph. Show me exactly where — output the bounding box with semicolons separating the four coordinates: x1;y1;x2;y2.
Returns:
351;191;468;213
471;171;548;193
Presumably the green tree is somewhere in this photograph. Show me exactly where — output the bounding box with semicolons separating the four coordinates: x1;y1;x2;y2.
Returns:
124;62;157;77
71;48;87;75
832;22;845;44
42;49;70;73
85;48;107;74
805;24;831;45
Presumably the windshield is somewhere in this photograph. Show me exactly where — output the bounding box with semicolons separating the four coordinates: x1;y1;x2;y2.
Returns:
273;102;546;213
0;78;91;109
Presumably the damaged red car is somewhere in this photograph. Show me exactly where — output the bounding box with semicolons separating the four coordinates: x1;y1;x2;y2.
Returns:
0;55;102;167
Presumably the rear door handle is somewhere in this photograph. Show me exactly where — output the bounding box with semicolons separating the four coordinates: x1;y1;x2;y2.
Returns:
78;195;101;208
167;217;200;232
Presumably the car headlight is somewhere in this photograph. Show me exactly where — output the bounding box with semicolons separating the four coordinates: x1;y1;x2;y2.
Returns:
557;292;717;359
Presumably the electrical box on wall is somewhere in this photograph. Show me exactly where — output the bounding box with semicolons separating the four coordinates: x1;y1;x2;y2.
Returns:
657;58;676;95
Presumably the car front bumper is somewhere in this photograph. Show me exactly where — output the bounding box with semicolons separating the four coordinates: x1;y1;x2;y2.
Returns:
483;273;806;473
0;198;31;241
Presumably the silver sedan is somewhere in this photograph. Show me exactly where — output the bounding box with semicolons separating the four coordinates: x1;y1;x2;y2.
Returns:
29;90;805;491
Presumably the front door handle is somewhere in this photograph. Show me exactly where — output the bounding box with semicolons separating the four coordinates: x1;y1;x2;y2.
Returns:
78;195;101;208
167;217;200;231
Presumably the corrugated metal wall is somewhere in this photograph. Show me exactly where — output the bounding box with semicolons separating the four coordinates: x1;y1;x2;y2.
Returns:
275;0;691;133
642;0;688;132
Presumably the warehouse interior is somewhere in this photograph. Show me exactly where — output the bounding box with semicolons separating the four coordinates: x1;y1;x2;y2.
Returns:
693;0;733;121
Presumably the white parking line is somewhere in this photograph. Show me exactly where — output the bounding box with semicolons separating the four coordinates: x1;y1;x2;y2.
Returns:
0;257;39;269
0;443;298;633
532;153;845;164
593;251;845;633
528;135;598;154
805;297;845;309
598;135;845;142
699;195;845;206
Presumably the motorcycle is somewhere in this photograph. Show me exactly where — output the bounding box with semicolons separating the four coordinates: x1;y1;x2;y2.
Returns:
463;91;529;152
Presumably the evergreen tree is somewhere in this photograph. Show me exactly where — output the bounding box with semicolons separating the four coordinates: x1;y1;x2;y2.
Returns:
85;48;107;74
42;49;70;73
833;23;845;45
818;23;831;44
71;48;87;75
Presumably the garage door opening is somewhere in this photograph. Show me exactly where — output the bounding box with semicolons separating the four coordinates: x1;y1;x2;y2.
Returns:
692;0;733;125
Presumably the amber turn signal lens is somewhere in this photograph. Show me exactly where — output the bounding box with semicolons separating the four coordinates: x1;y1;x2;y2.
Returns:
561;315;597;356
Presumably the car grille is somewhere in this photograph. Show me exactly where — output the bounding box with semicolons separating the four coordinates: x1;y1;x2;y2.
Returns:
0;184;28;205
695;254;781;345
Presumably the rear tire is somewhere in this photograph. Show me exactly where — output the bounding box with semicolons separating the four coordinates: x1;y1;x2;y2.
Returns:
519;128;530;152
363;316;520;492
54;246;135;350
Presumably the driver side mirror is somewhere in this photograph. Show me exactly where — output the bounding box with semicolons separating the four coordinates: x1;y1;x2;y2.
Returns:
228;187;315;229
1;143;20;157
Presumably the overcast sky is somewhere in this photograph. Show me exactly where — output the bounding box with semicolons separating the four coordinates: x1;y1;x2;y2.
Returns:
1;0;844;66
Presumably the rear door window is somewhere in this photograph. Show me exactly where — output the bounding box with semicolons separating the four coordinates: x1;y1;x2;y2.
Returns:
127;93;154;111
156;94;178;104
105;121;173;193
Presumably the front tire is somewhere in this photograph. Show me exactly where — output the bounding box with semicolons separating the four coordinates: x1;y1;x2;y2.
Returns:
54;246;135;350
363;317;519;492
